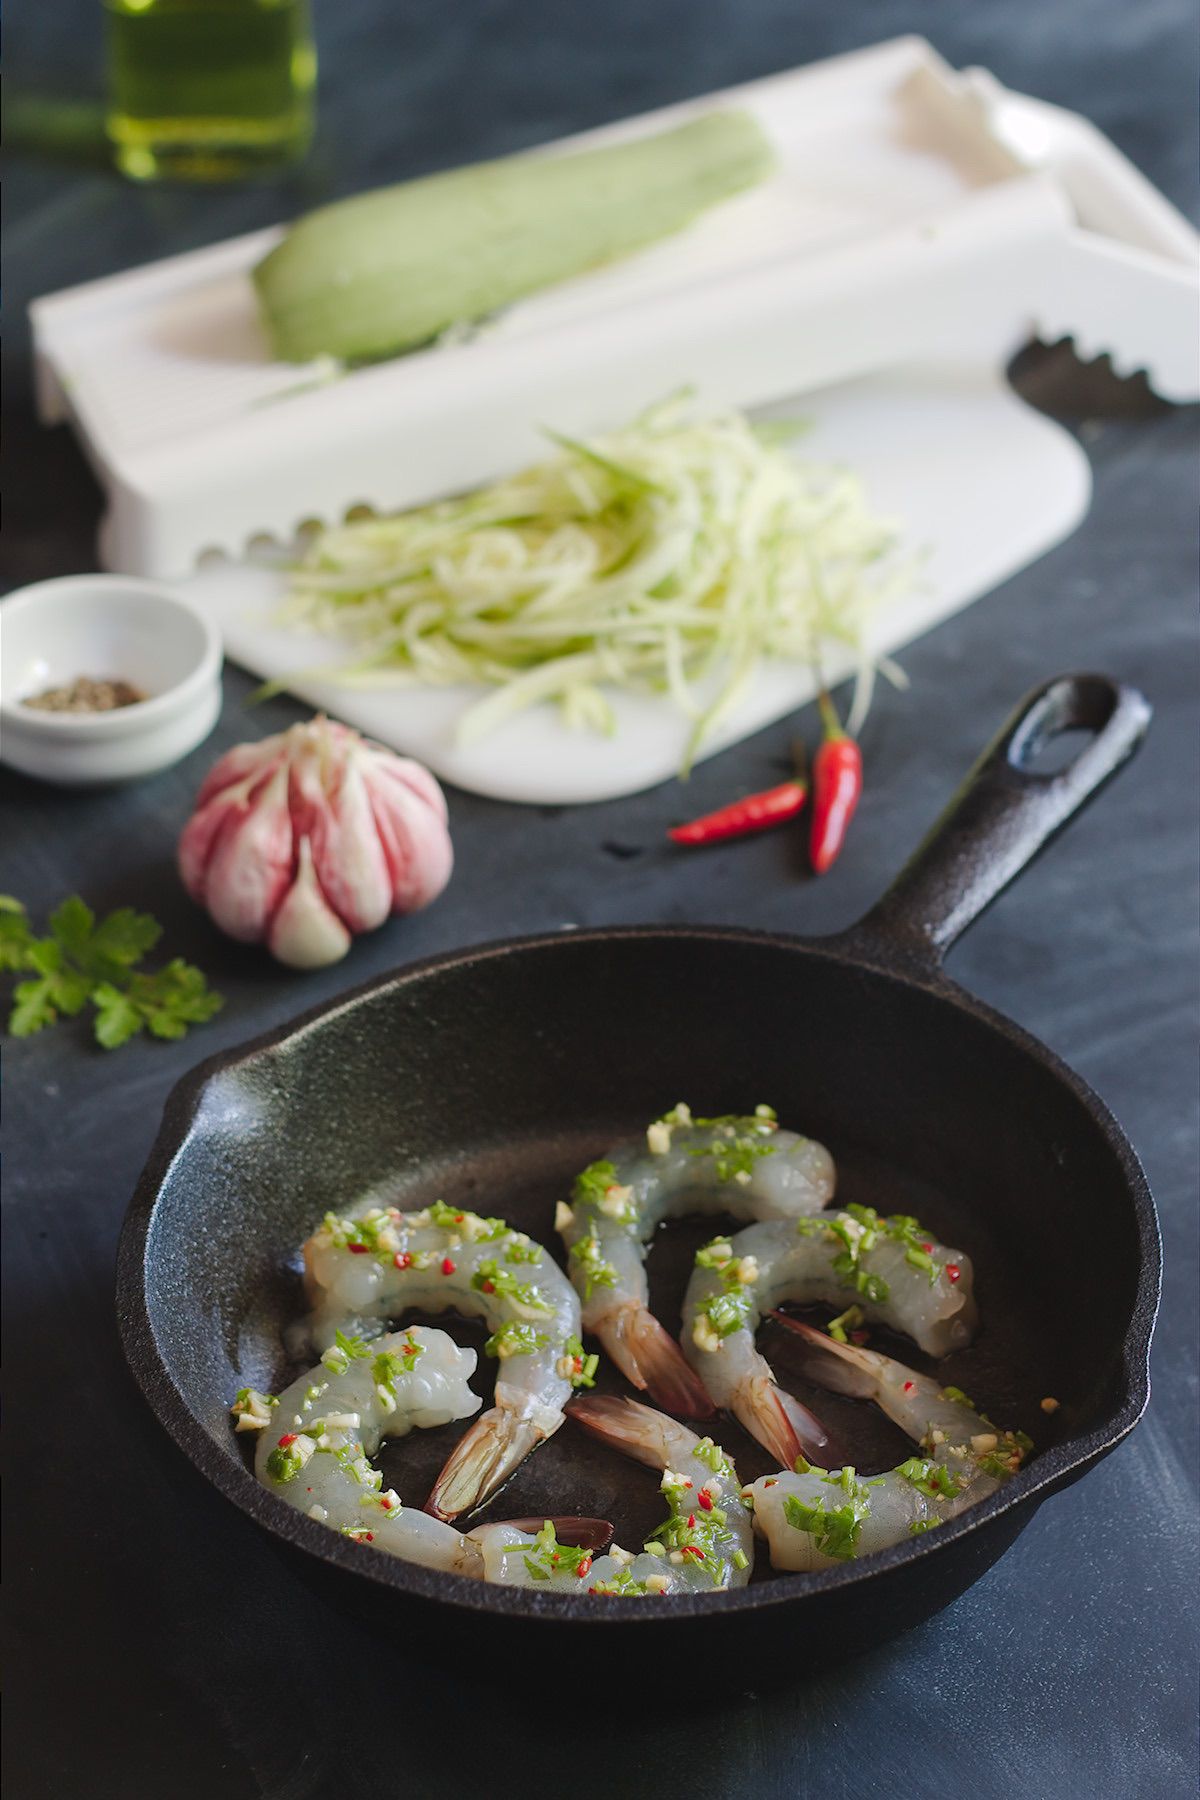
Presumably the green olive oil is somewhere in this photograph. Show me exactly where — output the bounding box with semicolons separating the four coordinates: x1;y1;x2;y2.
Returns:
105;0;316;181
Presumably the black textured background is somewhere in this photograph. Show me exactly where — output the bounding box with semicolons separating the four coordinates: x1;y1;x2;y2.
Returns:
4;3;1198;1796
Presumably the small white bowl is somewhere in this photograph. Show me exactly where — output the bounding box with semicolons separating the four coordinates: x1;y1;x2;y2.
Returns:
0;575;223;785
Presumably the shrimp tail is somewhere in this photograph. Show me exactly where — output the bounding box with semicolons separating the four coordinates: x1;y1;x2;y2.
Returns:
599;1305;716;1417
768;1312;885;1397
424;1404;561;1521
733;1373;829;1468
567;1393;686;1469
499;1516;615;1551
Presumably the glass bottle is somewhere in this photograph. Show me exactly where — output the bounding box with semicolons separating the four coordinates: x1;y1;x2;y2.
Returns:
105;0;316;181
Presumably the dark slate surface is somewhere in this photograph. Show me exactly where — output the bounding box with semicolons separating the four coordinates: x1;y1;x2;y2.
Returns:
4;4;1197;1796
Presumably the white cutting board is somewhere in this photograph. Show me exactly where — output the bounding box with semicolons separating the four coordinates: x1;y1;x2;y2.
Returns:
181;360;1090;804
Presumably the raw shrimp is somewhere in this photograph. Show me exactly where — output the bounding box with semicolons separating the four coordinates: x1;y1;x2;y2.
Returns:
680;1203;977;1467
566;1394;755;1595
557;1104;836;1418
232;1327;611;1588
301;1200;589;1520
747;1320;1032;1569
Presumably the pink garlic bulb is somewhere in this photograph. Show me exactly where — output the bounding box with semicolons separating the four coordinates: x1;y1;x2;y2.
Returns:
178;718;452;968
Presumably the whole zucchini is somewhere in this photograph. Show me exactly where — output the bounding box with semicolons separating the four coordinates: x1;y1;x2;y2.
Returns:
253;110;774;363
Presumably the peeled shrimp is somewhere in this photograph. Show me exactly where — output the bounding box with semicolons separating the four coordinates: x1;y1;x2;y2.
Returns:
748;1320;1032;1569
557;1104;836;1417
233;1327;611;1588
566;1394;754;1595
679;1204;977;1467
301;1201;586;1520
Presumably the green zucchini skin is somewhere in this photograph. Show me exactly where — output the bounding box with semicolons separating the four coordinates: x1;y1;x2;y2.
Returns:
253;111;775;364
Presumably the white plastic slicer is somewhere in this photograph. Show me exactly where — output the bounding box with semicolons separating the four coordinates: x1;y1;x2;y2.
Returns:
31;36;1198;581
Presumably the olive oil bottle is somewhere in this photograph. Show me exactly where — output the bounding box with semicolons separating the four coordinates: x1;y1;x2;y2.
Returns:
105;0;316;181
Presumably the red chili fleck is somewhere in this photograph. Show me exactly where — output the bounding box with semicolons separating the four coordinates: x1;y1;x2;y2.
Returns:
380;1498;392;1510
698;1491;714;1512
454;1213;464;1222
348;1244;369;1255
946;1264;962;1284
687;1514;696;1529
364;1532;374;1542
441;1257;456;1275
903;1382;915;1394
764;1478;778;1488
920;1243;933;1254
577;1556;592;1579
588;1586;599;1595
393;1251;412;1270
684;1546;704;1560
277;1433;297;1448
809;691;863;876
482;1280;495;1294
850;1329;869;1345
573;1357;583;1372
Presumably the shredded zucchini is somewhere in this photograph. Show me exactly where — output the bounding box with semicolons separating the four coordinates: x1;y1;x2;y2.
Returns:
277;394;913;770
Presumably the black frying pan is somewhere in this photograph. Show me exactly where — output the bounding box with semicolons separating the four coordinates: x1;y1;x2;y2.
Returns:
117;673;1159;1668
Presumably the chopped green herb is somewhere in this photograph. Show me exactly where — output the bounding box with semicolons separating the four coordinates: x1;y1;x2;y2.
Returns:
573;1159;620;1209
567;1226;618;1300
485;1319;552;1359
561;1334;599;1389
781;1476;871;1561
686;1114;780;1184
939;1384;974;1407
691;1436;736;1479
895;1457;964;1501
826;1303;864;1343
503;1236;543;1265
320;1327;372;1374
506;1520;593;1582
471;1259;553;1314
909;1517;942;1535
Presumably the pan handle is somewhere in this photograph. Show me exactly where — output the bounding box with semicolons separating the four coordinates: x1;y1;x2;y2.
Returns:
844;674;1151;968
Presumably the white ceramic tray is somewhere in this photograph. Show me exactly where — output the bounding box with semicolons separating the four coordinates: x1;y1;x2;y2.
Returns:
179;359;1091;803
30;36;1197;578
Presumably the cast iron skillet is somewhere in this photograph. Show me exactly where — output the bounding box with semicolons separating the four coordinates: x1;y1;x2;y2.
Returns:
118;673;1159;1666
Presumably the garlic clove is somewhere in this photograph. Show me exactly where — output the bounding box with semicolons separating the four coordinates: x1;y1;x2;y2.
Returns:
178;758;284;902
365;747;449;823
193;733;285;811
267;836;352;969
291;728;394;933
365;765;454;912
203;761;295;942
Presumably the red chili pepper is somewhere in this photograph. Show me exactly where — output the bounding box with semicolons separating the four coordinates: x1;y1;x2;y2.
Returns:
920;1243;933;1254
809;691;862;875
946;1264;961;1284
441;1257;456;1275
697;1491;714;1512
577;1556;593;1579
903;1382;915;1394
277;1434;297;1448
687;1514;696;1529
481;1280;495;1294
668;774;808;847
393;1251;412;1270
348;1243;369;1255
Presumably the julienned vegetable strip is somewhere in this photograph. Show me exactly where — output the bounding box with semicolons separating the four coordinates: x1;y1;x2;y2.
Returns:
809;691;863;875
277;395;912;774
669;776;808;845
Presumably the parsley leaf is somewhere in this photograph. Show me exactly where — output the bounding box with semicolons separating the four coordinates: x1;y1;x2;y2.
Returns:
0;898;37;971
2;895;222;1050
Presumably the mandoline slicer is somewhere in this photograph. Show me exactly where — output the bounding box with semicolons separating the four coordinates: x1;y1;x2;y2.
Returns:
30;35;1199;581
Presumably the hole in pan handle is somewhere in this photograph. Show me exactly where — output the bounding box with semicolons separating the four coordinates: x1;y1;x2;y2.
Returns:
844;673;1152;969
